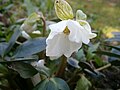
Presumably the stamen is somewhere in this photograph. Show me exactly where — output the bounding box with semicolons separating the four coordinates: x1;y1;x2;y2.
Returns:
63;26;70;35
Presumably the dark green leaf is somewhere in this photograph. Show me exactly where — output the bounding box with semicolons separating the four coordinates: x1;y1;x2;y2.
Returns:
53;78;70;90
33;79;49;90
45;59;60;77
94;55;104;66
88;43;100;53
4;28;21;55
75;75;91;90
109;47;120;62
84;69;105;79
0;56;38;64
94;51;120;58
105;45;120;51
0;43;8;57
13;37;46;58
79;61;96;74
84;69;97;77
76;49;86;61
87;43;100;60
13;62;38;78
0;64;8;75
33;77;70;90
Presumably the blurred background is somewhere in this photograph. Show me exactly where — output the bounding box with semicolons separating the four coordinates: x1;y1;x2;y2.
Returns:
67;0;120;38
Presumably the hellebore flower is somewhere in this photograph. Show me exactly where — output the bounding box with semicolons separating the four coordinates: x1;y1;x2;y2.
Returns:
46;20;96;60
46;0;96;60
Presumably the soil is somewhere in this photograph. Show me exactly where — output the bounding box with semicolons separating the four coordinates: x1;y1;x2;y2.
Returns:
92;66;120;90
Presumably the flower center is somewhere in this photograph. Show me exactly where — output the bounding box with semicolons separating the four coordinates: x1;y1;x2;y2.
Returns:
63;26;70;35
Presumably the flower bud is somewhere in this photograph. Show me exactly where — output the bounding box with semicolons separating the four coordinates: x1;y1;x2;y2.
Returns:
20;12;40;33
55;0;74;20
76;10;87;20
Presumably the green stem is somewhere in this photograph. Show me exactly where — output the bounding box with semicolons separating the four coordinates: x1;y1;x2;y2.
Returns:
55;55;67;78
37;12;46;37
40;16;46;37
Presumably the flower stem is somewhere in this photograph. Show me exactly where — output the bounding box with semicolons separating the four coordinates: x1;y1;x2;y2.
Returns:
37;12;46;37
55;55;67;78
41;17;46;37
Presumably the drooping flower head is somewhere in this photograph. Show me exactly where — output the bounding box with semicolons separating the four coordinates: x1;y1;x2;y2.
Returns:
46;0;97;60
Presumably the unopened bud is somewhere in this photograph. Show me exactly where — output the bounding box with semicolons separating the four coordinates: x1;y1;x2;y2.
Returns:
76;10;87;20
20;12;40;33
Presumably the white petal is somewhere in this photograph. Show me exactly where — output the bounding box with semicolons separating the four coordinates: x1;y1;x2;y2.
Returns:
64;39;82;57
81;28;90;44
67;20;82;43
49;20;67;32
89;33;97;39
47;20;68;45
79;20;91;33
46;32;82;59
46;33;67;59
79;20;97;40
21;31;31;39
46;31;59;44
78;20;96;44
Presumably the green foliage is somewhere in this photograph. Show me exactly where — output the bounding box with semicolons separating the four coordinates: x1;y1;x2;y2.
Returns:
13;62;38;78
4;28;21;56
75;49;86;61
0;64;8;75
13;37;46;58
24;0;36;15
0;43;8;57
94;51;120;58
75;75;91;90
33;77;70;90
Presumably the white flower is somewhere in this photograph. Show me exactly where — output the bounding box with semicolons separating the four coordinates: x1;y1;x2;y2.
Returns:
46;20;96;60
